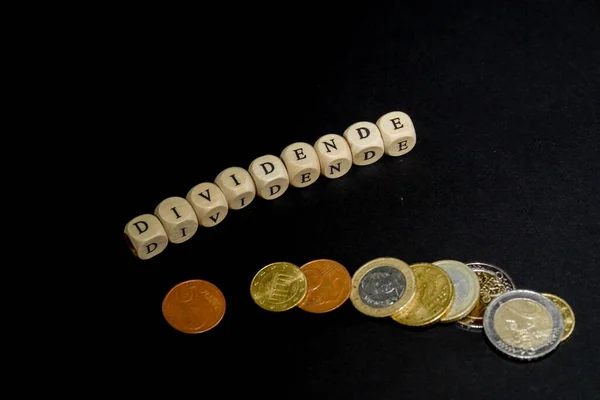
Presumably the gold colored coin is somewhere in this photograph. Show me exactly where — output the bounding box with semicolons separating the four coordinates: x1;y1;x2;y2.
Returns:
542;293;575;342
391;263;455;326
250;262;307;311
350;257;416;317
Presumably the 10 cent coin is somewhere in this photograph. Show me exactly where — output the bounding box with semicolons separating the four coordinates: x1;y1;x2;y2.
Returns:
392;263;455;326
250;262;308;311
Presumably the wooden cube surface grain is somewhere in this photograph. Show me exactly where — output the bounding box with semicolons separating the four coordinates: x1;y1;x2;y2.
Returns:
248;154;290;200
155;196;199;244
314;134;353;179
186;182;229;227
343;121;385;166
376;111;417;156
215;167;256;210
124;214;168;260
280;142;321;188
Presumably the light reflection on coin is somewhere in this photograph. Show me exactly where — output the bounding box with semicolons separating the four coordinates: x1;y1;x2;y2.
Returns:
457;262;515;331
350;257;416;317
483;290;563;361
542;293;575;342
391;263;454;326
250;262;307;311
433;260;480;322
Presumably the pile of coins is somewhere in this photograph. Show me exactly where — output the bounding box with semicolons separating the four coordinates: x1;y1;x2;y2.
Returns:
243;257;575;361
124;111;416;260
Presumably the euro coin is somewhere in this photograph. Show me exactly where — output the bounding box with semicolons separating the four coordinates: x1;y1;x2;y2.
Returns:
483;290;564;361
433;260;480;322
391;263;454;326
542;293;575;342
350;257;416;317
162;280;226;334
298;259;352;313
250;262;307;311
457;262;515;331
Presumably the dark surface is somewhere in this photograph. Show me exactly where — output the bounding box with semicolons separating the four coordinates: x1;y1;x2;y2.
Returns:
113;1;600;398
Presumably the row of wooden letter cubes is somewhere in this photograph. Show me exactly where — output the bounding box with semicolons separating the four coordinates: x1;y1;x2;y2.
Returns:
124;111;416;259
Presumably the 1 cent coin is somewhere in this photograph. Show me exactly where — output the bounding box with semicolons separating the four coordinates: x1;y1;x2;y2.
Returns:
162;280;226;334
250;262;307;311
298;259;352;313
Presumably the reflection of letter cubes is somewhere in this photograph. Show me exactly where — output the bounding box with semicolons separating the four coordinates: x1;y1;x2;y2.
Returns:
314;134;353;179
155;197;199;244
186;182;229;227
280;142;321;188
343;121;385;166
248;155;289;200
376;111;417;156
124;214;168;260
215;167;256;210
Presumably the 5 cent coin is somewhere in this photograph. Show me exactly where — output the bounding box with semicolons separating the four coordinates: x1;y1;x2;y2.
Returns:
162;280;226;334
299;259;352;313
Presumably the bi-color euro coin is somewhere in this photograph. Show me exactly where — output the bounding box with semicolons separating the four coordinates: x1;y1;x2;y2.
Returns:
457;262;515;331
433;260;480;322
350;257;416;317
483;290;564;361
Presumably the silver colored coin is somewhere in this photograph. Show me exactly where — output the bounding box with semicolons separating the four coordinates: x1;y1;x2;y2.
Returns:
483;290;564;361
433;260;480;322
456;262;515;331
359;266;406;308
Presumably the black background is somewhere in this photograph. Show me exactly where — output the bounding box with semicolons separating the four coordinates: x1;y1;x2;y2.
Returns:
113;1;599;398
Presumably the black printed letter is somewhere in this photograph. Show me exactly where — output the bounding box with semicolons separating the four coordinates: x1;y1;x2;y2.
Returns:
133;221;148;235
323;139;337;153
329;162;341;175
260;162;275;175
356;127;370;139
293;148;306;160
391;117;404;130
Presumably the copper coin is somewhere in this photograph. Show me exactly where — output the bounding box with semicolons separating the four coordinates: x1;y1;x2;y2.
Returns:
298;259;352;313
162;280;226;334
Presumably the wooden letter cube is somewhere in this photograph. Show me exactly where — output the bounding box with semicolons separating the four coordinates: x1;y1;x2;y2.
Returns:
248;155;289;200
343;121;385;166
314;134;353;179
186;182;229;227
280;142;321;188
124;214;168;260
215;167;256;210
376;111;417;156
155;197;199;244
